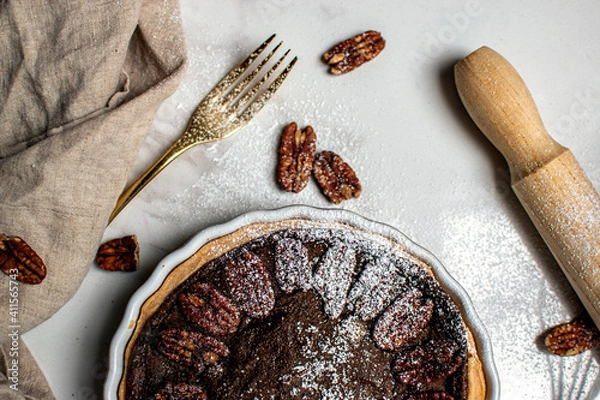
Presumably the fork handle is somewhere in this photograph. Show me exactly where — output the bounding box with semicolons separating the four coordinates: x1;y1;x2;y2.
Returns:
108;139;191;224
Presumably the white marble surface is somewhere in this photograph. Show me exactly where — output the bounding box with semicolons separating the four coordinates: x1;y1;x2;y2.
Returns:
23;0;600;399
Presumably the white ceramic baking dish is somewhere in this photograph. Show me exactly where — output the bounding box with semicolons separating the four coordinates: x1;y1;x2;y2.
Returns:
104;205;500;399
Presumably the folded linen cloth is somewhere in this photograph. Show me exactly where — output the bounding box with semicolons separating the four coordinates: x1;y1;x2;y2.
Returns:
0;0;188;397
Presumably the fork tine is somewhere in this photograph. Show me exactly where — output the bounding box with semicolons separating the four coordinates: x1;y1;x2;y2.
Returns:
221;41;283;106
230;48;291;114
209;34;277;98
236;55;298;125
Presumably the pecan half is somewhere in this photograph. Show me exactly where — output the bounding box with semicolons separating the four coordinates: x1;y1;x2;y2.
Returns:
372;288;434;351
407;392;455;400
157;329;229;375
226;250;275;319
313;151;361;204
323;30;385;75
346;258;404;321
179;283;241;336
392;339;463;389
155;382;207;400
278;122;317;193
96;235;139;272
275;237;312;293
544;318;600;356
312;242;357;319
0;234;47;284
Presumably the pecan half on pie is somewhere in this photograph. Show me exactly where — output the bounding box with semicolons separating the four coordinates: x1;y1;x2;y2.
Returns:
120;219;486;399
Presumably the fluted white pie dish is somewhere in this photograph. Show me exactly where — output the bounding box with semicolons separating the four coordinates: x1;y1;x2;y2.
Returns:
104;205;500;399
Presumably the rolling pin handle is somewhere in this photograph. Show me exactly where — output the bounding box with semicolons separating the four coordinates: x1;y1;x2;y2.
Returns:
454;46;567;183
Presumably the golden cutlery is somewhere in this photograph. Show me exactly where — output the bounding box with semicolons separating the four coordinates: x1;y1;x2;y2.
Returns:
109;34;297;223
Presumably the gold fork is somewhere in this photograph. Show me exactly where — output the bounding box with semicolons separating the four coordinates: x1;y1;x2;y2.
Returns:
108;34;297;224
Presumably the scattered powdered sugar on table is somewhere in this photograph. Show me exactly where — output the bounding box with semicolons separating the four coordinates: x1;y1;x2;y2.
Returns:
439;206;600;399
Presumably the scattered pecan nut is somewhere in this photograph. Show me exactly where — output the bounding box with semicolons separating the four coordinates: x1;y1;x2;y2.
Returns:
313;151;361;204
157;329;229;376
372;288;434;351
0;234;47;284
226;250;275;319
95;235;139;272
323;30;385;75
155;382;207;400
278;122;317;193
393;339;463;389
179;283;241;336
544;318;600;356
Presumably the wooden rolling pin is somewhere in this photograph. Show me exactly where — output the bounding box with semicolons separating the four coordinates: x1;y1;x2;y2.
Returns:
454;47;600;328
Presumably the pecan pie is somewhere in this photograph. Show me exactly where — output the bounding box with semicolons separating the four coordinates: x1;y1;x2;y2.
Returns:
119;219;487;399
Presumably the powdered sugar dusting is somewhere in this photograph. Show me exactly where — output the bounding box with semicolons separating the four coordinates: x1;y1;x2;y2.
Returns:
312;242;357;319
275;237;312;293
346;256;405;321
225;249;275;319
278;316;386;400
372;288;434;351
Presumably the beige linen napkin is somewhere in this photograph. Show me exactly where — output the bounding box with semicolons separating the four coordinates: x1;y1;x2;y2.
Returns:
0;0;187;397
